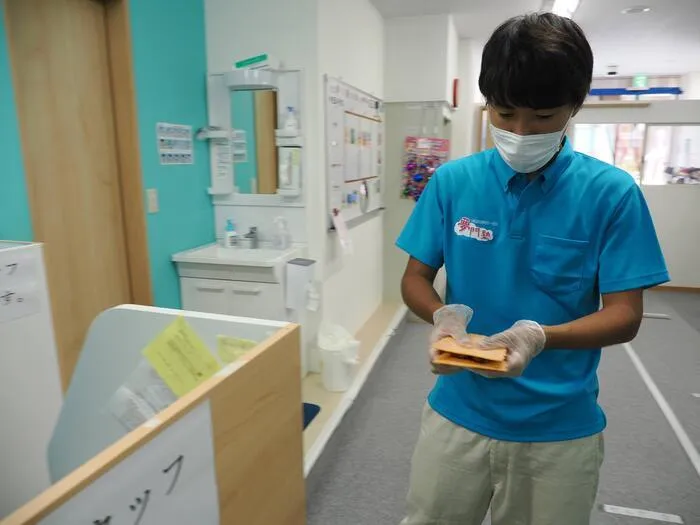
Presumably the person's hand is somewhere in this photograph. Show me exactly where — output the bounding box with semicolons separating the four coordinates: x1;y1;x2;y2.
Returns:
429;305;473;375
476;320;546;378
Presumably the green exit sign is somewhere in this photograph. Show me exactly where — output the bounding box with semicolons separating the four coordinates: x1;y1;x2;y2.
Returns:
632;75;648;89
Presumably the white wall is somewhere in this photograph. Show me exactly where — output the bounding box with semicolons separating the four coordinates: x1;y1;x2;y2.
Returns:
205;0;317;76
204;0;320;251
643;186;700;288
470;40;485;105
575;101;700;288
205;0;386;335
317;0;385;334
682;72;700;99
445;15;459;105
451;38;481;159
384;15;452;103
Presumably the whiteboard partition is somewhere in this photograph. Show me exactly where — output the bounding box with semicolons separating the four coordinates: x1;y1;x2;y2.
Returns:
2;306;305;525
47;305;289;482
39;402;219;525
0;242;63;519
325;75;385;225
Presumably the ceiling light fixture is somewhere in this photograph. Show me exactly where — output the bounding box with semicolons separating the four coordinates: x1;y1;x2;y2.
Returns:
541;0;581;19
621;6;652;14
553;0;580;17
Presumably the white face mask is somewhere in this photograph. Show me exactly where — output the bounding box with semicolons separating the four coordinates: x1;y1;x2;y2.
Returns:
490;120;570;174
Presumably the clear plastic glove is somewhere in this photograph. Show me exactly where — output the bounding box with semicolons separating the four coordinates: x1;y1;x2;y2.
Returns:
429;304;473;375
477;320;546;378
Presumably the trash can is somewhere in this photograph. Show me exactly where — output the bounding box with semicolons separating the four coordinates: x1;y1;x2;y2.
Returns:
318;324;360;392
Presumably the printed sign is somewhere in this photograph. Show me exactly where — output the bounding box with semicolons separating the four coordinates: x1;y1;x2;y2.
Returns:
157;123;193;165
0;248;40;324
38;401;220;525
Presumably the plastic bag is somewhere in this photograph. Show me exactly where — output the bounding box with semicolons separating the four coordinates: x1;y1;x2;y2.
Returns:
318;323;357;352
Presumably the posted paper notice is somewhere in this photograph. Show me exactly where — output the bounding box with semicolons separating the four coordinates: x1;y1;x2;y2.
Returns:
143;317;221;397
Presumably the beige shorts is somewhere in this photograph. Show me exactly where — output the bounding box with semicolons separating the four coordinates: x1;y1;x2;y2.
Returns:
401;404;604;525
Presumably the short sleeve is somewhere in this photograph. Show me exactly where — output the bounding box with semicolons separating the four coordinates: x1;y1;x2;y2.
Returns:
598;185;669;294
396;174;445;270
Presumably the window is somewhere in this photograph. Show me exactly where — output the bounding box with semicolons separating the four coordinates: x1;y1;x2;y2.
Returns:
571;123;646;183
643;125;700;185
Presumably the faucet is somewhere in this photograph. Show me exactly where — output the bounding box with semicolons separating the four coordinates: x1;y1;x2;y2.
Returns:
245;227;259;249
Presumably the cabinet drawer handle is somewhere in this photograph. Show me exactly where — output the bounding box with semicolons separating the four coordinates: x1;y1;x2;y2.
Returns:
231;288;262;296
196;286;225;293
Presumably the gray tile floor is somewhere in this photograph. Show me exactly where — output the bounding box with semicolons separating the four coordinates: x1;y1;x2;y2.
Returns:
306;291;700;524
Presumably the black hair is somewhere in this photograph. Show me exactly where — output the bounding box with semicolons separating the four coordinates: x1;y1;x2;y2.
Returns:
479;12;593;109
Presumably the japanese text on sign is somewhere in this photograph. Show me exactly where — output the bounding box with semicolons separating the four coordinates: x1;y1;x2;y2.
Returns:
0;248;40;324
38;402;220;525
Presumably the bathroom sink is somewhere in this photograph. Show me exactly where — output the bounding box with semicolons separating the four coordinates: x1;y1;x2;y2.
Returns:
172;244;298;268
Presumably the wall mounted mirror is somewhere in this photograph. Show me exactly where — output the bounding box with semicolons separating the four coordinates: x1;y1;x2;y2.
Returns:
230;89;278;194
206;69;303;201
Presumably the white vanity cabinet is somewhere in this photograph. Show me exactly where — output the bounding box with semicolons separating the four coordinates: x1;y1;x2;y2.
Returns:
173;245;298;322
180;278;285;320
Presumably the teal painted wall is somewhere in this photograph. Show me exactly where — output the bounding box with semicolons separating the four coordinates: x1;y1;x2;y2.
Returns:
0;5;33;241
130;0;214;308
230;91;258;193
0;0;212;307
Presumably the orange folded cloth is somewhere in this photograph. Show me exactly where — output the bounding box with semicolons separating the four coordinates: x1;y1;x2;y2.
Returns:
431;335;508;372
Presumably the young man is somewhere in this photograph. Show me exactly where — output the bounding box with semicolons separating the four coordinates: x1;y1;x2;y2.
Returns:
397;13;669;525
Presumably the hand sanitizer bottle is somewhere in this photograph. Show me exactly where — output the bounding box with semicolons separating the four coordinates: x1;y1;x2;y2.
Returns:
284;106;299;135
272;216;292;250
224;218;238;248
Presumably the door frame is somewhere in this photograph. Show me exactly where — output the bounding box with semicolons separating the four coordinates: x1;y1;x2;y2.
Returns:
5;0;152;308
103;0;152;306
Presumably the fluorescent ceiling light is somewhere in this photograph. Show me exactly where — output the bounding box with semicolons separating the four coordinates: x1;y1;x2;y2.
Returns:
550;0;580;18
622;6;651;14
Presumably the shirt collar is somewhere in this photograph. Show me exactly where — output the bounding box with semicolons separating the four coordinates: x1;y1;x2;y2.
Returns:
492;137;575;195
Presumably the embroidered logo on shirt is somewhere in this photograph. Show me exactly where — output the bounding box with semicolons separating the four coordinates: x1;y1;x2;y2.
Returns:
454;217;494;242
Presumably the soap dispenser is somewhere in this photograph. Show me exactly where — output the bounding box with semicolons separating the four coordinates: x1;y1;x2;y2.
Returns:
224;218;238;248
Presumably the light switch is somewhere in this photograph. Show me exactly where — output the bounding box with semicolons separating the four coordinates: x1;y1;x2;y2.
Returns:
146;189;159;214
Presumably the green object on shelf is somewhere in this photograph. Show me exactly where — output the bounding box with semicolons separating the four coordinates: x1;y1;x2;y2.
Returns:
632;75;648;89
234;54;269;69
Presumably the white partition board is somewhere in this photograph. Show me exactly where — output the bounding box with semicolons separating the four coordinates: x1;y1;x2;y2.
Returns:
39;401;219;525
47;305;288;483
0;242;63;519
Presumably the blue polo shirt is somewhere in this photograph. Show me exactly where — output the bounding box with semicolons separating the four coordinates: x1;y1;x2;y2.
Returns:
397;139;669;442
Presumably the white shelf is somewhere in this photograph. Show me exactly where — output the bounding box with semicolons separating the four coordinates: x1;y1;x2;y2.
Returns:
275;129;300;138
225;69;278;91
276;137;304;148
277;188;302;198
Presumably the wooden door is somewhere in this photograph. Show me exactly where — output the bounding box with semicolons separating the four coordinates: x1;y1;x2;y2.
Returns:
5;0;142;388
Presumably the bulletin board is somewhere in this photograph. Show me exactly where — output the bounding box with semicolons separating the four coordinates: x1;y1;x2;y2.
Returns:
325;75;384;225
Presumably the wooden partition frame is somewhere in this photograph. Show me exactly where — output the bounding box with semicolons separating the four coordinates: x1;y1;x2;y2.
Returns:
104;0;152;306
2;324;305;525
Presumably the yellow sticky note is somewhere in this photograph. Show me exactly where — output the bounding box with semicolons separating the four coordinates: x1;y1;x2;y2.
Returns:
217;335;257;363
143;317;221;397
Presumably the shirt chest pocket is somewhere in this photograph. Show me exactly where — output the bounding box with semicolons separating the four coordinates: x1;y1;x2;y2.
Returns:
530;234;590;294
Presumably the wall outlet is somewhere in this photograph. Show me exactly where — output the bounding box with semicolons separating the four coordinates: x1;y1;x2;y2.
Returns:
146;189;159;214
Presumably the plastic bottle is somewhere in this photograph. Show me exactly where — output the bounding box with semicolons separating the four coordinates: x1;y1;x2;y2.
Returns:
224;218;238;248
272;216;292;250
284;106;299;134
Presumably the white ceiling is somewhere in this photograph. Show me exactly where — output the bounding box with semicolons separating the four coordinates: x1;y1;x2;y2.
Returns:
370;0;700;77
